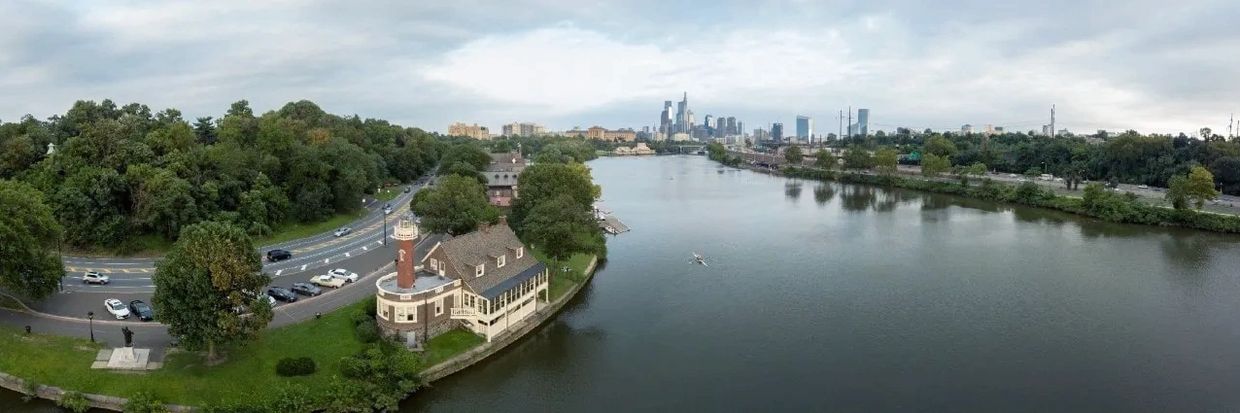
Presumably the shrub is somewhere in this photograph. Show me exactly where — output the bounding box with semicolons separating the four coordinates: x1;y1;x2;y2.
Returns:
124;391;169;413
363;295;377;317
355;319;380;343
58;391;90;413
275;357;317;377
20;379;39;402
350;310;371;326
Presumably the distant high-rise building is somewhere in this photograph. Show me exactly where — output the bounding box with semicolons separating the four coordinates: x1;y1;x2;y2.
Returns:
703;115;713;135
674;92;689;133
771;123;784;141
753;128;768;141
796;115;813;141
961;124;974;134
737;121;744;137
501;122;546;137
716;118;726;137
660;101;674;138
1041;124;1052;136
448;122;490;140
726;117;737;135
857;109;869;136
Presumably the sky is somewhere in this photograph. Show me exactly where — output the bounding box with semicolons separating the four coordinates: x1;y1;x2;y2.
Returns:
1;0;1238;136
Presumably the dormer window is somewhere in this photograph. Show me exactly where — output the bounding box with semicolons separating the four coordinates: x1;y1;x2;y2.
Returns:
475;264;485;277
497;255;506;268
516;247;524;258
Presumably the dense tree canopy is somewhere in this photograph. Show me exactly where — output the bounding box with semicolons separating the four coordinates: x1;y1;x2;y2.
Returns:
520;194;605;266
411;175;498;235
151;221;271;361
0;99;440;250
0;180;64;298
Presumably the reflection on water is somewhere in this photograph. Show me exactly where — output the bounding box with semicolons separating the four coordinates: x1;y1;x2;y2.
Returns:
784;181;802;200
813;184;836;205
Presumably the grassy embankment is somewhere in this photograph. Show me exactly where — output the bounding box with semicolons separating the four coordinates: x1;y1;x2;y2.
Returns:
0;300;480;407
779;165;1240;234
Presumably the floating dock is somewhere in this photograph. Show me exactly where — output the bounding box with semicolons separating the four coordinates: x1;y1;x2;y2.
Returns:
601;215;630;234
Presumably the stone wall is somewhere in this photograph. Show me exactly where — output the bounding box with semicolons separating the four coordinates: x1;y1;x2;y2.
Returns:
0;372;193;412
421;256;599;382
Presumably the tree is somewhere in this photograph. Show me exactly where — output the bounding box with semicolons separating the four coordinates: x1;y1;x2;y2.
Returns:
842;147;873;170
921;153;951;177
443;161;485;184
0;180;64;299
193;117;217;145
511;163;600;231
411;175;498;235
784;145;804;164
874;147;898;176
923;136;958;157
813;149;836;170
1183;166;1219;209
520;194;603;273
1166;175;1189;210
151;221;272;362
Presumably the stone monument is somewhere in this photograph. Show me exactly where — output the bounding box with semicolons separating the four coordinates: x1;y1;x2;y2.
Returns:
98;326;153;370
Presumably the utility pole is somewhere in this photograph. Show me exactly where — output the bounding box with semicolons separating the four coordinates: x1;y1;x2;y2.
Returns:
1230;113;1234;139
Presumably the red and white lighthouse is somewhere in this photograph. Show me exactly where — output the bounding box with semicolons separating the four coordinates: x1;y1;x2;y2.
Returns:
393;215;419;289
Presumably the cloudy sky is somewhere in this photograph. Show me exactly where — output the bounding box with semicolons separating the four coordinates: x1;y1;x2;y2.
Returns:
2;0;1238;135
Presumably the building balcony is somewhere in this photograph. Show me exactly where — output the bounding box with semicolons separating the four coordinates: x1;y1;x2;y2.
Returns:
450;307;476;319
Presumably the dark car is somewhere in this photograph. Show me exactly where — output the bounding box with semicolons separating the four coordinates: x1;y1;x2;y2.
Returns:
267;287;298;303
267;249;292;262
128;300;155;321
404;186;412;193
290;282;322;297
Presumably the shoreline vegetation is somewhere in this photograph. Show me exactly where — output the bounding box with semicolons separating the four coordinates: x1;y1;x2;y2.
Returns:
0;253;598;412
745;160;1240;234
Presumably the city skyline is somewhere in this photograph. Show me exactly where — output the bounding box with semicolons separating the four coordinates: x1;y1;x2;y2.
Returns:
1;1;1238;135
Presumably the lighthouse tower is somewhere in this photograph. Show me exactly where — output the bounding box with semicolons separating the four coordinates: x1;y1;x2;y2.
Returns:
393;214;419;289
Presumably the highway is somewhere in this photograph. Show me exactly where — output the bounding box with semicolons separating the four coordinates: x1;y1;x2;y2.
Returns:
33;177;431;320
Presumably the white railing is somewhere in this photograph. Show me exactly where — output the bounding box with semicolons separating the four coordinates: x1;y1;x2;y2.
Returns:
450;307;476;318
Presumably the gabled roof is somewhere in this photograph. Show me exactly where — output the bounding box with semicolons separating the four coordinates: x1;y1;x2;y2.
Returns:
430;224;540;297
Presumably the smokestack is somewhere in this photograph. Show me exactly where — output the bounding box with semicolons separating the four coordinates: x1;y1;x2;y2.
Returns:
393;215;419;289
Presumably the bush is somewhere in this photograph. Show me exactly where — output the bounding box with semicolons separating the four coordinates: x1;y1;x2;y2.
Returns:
350;310;371;327
58;391;90;413
363;295;377;318
20;379;39;402
275;357;317;377
355;319;380;343
124;391;169;413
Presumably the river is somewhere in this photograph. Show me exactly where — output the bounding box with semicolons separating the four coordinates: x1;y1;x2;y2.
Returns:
7;155;1240;411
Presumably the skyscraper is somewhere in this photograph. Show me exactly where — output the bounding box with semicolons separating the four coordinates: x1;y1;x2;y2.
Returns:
674;92;689;133
796;115;813;141
772;123;784;141
726;117;737;135
703;115;713;135
857;109;869;136
660;101;673;138
716;117;726;137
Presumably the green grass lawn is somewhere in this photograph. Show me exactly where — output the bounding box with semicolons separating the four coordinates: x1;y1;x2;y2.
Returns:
0;300;491;407
255;209;367;247
421;329;484;366
537;253;594;301
0;294;23;310
375;187;401;202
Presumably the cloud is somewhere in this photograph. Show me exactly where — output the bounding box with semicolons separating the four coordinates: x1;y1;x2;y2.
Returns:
0;0;1238;135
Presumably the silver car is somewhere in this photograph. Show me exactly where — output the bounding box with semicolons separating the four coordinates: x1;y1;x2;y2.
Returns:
333;227;352;237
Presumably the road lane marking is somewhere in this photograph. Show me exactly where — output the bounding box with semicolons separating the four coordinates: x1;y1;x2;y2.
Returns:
362;246;368;251
345;252;350;257
275;269;283;276
324;258;330;264
300;264;307;271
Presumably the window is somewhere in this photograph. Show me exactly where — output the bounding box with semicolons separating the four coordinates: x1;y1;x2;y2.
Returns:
496;255;506;268
430;258;438;270
435;299;444;316
516;247;524;258
475;264;485;277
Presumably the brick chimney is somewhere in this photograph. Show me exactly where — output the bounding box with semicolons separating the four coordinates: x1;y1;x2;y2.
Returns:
393;215;419;289
497;215;508;227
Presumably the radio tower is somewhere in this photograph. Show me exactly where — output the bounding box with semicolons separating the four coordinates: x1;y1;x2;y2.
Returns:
1229;113;1234;139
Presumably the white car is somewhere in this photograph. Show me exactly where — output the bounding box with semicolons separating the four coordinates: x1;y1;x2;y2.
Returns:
311;274;345;288
334;227;352;237
104;298;130;319
328;268;359;283
82;271;110;285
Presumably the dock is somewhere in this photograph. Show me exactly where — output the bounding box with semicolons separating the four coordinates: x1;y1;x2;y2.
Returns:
601;215;630;234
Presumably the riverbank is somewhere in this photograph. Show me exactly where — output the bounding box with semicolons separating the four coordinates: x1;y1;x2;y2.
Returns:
725;158;1240;234
0;253;601;411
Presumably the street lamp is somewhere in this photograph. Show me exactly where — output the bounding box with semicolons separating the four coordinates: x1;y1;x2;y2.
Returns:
382;213;388;246
87;311;95;343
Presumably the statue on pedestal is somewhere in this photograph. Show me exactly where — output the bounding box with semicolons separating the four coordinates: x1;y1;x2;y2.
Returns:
122;326;134;347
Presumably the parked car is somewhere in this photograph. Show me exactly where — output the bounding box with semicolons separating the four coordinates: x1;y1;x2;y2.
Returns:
290;282;322;297
311;274;345;288
266;287;299;303
104;298;130;319
82;271;110;285
384;203;393;215
404;186;412;193
267;249;292;262
328;268;359;283
334;227;352;237
128;300;154;321
1138;184;1149;189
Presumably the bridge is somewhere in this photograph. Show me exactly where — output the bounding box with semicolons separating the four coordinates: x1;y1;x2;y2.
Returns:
670;144;706;154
